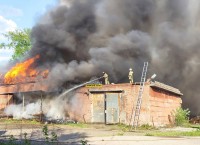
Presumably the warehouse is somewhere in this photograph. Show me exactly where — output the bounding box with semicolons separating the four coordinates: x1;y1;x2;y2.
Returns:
68;81;182;126
0;76;182;126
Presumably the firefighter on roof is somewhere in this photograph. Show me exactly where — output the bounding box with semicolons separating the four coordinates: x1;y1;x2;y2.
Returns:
103;72;110;84
128;68;134;84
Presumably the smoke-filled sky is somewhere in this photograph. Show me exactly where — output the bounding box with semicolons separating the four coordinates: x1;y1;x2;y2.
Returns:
5;0;200;115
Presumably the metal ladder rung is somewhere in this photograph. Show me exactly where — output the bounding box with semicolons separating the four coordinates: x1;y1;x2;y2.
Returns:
132;62;148;128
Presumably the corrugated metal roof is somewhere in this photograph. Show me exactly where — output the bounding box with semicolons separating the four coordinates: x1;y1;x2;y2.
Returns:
150;81;183;96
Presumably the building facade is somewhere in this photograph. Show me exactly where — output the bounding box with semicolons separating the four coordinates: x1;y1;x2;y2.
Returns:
69;82;182;126
0;81;182;126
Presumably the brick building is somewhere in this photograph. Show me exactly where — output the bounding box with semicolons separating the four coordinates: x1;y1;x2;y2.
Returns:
69;82;182;126
0;82;48;113
0;81;182;126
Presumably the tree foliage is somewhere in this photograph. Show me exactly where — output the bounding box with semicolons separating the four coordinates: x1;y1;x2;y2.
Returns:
0;28;31;60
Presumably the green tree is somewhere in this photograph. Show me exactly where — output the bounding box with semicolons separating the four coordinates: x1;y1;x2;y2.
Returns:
0;28;31;60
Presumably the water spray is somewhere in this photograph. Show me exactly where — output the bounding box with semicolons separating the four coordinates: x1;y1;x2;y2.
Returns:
58;76;103;98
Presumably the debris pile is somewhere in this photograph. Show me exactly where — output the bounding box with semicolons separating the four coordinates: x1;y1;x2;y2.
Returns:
190;116;200;124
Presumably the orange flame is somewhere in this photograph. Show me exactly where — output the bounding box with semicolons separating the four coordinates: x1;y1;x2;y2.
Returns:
4;55;49;84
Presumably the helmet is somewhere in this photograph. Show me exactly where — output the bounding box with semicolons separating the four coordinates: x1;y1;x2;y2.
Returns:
103;72;105;74
129;68;132;71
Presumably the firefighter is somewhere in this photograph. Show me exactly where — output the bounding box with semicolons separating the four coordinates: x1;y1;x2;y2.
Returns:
103;72;110;84
128;68;134;84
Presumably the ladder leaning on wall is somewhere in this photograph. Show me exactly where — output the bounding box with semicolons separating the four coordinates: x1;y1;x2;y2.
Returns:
132;62;148;129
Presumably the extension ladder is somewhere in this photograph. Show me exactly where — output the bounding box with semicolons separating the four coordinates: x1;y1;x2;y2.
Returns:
132;62;148;128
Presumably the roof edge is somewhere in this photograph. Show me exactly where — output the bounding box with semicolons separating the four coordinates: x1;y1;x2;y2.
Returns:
150;81;183;96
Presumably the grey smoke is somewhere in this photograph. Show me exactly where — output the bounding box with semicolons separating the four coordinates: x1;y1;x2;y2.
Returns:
5;93;79;120
26;0;200;115
5;103;40;119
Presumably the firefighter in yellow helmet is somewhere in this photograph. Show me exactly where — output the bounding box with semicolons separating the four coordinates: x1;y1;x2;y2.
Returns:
128;68;133;84
103;72;110;84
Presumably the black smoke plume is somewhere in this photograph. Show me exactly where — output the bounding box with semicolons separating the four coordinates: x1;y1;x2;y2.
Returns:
28;0;200;115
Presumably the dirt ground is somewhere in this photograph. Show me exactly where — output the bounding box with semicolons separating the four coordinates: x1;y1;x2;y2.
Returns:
86;136;200;145
0;123;199;145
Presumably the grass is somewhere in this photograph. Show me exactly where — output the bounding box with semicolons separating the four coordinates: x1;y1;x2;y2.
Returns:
187;124;200;130
105;124;156;131
145;130;200;137
137;124;157;130
116;124;130;132
1;118;200;137
60;123;156;132
63;122;89;128
116;131;124;136
144;123;200;137
0;118;40;125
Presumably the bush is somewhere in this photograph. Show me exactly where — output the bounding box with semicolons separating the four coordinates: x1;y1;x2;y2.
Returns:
80;139;88;145
174;108;190;126
139;124;156;130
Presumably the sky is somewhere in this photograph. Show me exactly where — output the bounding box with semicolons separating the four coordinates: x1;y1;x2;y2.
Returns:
0;0;58;67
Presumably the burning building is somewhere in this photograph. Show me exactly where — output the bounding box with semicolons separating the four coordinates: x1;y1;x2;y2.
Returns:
0;0;199;125
0;76;182;126
0;55;182;126
0;59;182;126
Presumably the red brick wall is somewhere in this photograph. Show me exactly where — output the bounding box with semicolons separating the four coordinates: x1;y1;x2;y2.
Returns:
100;84;135;125
124;84;151;126
65;83;182;126
67;87;92;123
0;82;182;125
0;95;13;111
149;87;182;126
0;82;49;94
73;84;152;125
